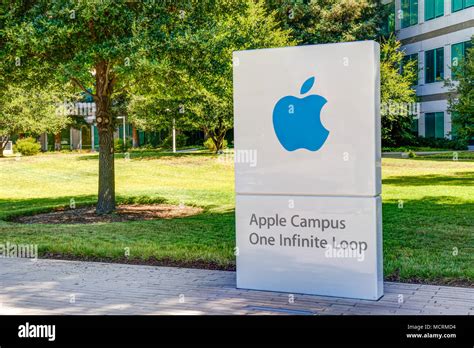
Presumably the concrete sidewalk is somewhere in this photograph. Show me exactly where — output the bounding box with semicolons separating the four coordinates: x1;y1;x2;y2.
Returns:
0;258;472;315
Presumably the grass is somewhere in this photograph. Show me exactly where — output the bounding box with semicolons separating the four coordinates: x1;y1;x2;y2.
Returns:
0;151;473;285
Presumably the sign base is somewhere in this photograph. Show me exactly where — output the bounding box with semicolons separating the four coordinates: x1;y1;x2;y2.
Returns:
236;194;383;300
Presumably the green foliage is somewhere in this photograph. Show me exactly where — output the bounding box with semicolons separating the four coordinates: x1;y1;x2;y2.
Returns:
414;137;467;150
204;137;228;153
1;0;182;212
407;150;416;158
114;138;132;153
14;137;41;156
380;36;417;146
267;0;387;45
393;136;467;151
0;84;72;142
161;133;188;150
447;37;474;143
267;2;415;147
129;0;294;153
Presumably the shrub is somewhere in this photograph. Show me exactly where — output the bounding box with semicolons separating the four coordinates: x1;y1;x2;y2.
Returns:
114;138;132;152
161;133;188;150
204;137;228;152
139;144;155;150
407;150;417;158
397;137;467;151
14;137;41;156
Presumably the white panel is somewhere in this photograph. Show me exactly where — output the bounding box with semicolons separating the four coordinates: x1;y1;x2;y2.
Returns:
233;41;381;197
236;195;383;300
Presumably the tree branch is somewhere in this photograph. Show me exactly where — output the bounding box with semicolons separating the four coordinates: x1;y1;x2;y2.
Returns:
0;135;10;151
71;77;95;98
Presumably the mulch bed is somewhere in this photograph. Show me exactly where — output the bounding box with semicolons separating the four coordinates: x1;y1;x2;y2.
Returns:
42;253;236;271
11;204;203;224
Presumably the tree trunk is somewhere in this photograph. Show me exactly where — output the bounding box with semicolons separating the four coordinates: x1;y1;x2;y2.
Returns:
54;133;61;151
209;128;227;154
95;100;115;214
132;125;139;148
94;61;116;214
0;137;8;157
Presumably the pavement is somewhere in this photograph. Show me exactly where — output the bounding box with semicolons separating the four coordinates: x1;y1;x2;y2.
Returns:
0;258;473;315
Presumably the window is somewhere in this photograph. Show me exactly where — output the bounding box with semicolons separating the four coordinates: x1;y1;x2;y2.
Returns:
425;112;444;138
381;2;395;36
425;0;444;21
450;113;459;139
401;53;419;86
412;117;419;135
401;0;418;28
452;0;474;12
451;41;472;79
425;47;444;83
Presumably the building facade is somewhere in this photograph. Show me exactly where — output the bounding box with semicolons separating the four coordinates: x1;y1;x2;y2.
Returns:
36;102;199;152
391;0;473;142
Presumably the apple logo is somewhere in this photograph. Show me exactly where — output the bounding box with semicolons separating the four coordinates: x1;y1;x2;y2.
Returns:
272;76;329;151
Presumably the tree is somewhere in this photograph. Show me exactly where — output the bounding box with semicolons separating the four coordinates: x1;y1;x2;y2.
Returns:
134;0;294;152
447;38;474;144
0;83;71;157
3;0;176;213
267;1;415;146
380;36;417;146
267;0;387;45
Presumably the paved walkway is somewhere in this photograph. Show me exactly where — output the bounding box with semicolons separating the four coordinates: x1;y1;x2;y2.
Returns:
0;258;472;315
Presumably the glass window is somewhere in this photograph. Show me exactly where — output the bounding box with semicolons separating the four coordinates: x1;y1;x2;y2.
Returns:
401;53;419;86
425;47;444;83
412;117;419;135
435;112;444;138
401;0;418;28
426;0;435;20
425;112;445;138
451;41;472;80
452;0;463;11
452;0;474;12
435;48;444;80
381;2;395;36
425;0;444;20
436;0;444;17
451;113;459;139
425;113;435;138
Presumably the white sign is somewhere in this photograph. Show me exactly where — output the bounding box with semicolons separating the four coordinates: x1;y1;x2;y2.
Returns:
236;195;383;300
233;41;383;300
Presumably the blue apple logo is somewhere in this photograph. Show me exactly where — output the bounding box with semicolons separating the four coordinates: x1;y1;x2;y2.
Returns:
272;76;329;151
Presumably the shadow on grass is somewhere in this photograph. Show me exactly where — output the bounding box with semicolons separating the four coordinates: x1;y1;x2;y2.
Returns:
383;171;474;186
0;194;170;221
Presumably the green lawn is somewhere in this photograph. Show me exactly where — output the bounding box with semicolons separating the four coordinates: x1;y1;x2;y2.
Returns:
0;151;473;285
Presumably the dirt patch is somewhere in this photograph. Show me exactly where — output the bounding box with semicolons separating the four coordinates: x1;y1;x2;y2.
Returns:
11;204;203;224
